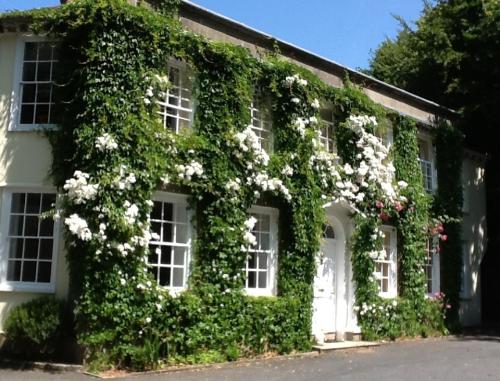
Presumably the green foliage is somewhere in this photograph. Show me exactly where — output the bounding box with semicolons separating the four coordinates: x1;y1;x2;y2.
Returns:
4;296;65;355
434;119;463;325
3;0;460;369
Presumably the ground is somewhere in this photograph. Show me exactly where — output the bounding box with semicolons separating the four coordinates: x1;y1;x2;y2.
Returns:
1;333;499;380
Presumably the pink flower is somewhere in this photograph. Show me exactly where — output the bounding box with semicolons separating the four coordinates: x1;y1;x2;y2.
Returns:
446;304;452;309
375;200;384;209
437;224;444;233
394;202;404;212
440;234;448;242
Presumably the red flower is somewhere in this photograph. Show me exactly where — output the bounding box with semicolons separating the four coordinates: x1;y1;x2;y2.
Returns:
437;224;444;233
375;200;384;209
394;202;403;212
440;234;448;242
379;212;389;222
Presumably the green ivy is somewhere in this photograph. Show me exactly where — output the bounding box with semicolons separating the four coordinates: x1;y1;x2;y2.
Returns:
0;0;463;369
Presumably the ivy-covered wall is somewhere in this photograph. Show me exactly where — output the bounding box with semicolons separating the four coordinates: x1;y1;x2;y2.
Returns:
1;0;463;370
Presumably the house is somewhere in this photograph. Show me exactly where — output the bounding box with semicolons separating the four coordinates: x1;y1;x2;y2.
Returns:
0;0;487;357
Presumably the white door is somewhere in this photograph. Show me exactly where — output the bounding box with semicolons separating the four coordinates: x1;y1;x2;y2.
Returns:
312;223;336;341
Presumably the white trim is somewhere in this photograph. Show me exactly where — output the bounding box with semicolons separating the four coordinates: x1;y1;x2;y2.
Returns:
376;225;397;298
245;205;279;297
9;35;58;132
149;192;192;294
417;133;438;194
0;187;60;293
157;59;194;133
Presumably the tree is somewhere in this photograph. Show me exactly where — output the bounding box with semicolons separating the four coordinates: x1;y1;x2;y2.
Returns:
368;0;500;324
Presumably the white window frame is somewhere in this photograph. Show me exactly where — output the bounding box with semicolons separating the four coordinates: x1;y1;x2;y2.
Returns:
0;187;60;293
148;192;192;293
375;226;397;298
425;237;441;296
249;92;273;152
417;134;437;194
156;60;194;134
319;106;336;154
244;206;278;297
9;35;58;132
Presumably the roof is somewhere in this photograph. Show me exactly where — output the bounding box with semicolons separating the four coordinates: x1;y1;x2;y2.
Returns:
180;0;458;120
0;0;458;120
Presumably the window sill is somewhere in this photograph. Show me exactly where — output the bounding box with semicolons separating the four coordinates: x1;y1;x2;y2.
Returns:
245;289;275;297
8;123;59;132
0;282;55;294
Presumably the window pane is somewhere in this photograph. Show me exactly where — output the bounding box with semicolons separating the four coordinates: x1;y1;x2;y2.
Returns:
21;261;37;282
37;43;52;60
151;202;162;220
36;83;51;103
9;215;24;236
22;84;36;103
20;105;35;124
172;268;184;287
258;252;268;270
173;247;185;265
9;238;24;259
37;262;52;283
39;239;53;260
247;271;256;288
163;222;173;242
41;193;56;213
26;193;41;213
159;267;171;286
39;218;54;237
7;261;22;281
248;253;256;269
160;246;171;264
176;224;188;244
24;42;37;61
11;193;25;213
22;62;36;81
34;104;50;124
258;272;267;288
24;238;39;259
24;216;39;237
36;62;51;82
163;203;173;221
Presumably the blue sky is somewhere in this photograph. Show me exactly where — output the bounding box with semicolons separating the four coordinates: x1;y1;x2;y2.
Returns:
0;0;424;70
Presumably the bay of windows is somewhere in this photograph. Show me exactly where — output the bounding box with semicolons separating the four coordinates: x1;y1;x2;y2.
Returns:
250;93;273;152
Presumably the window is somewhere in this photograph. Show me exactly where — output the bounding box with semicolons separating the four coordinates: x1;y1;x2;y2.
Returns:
418;137;436;193
319;106;336;154
250;92;273;152
148;194;191;290
374;226;397;298
425;238;440;295
244;207;278;296
0;190;58;292
157;61;193;133
10;40;58;130
375;122;393;149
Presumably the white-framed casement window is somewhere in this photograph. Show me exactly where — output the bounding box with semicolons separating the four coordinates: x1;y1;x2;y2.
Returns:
319;106;336;154
157;60;194;134
9;37;59;131
244;206;278;296
0;189;59;293
374;226;397;298
250;92;273;152
147;193;192;291
418;136;437;193
425;238;440;295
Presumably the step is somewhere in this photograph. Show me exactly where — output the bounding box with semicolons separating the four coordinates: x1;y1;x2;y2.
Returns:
313;340;379;353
